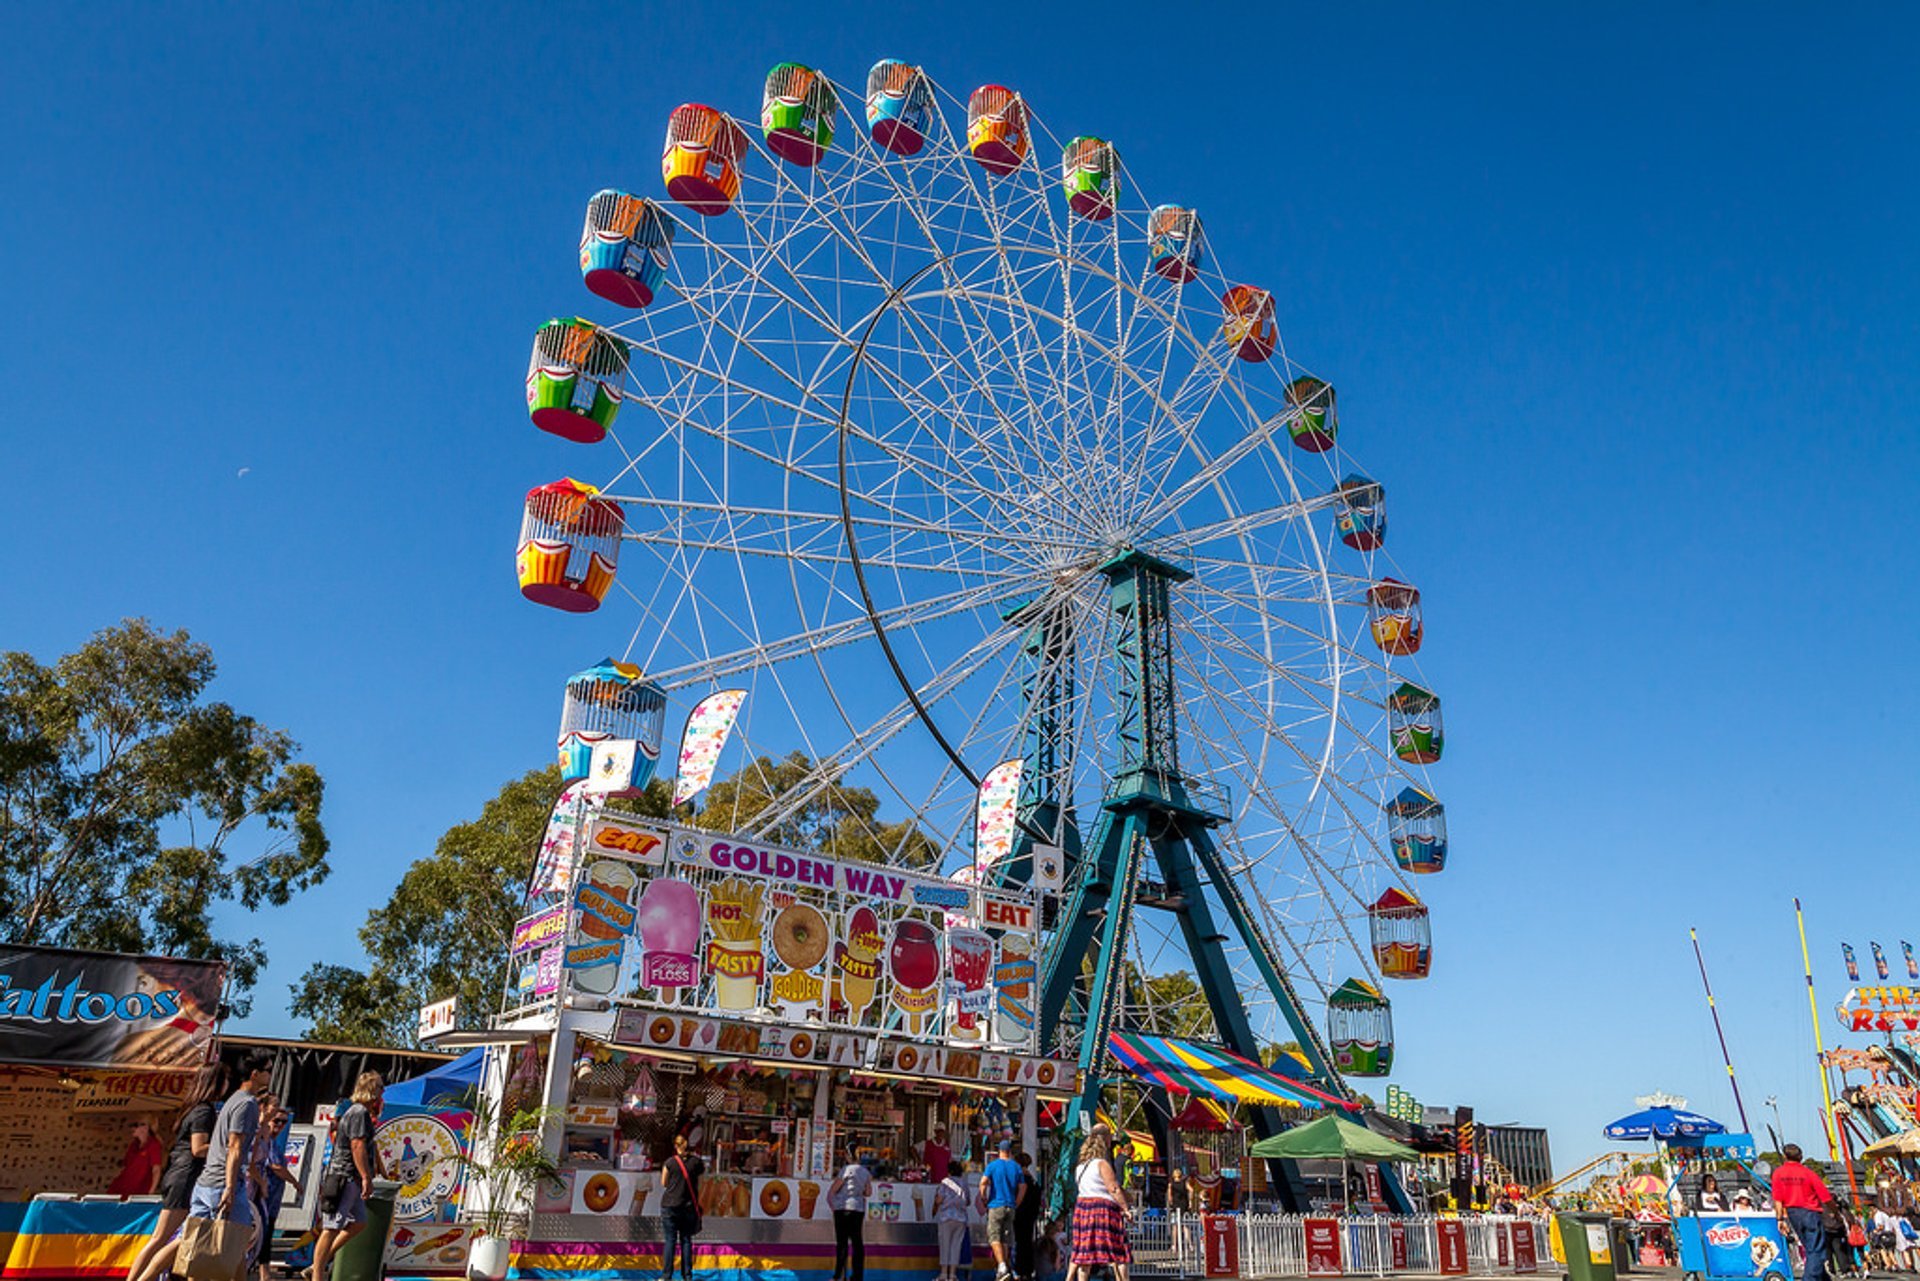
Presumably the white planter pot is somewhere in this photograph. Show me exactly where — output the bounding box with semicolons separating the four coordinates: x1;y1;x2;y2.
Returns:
467;1233;512;1281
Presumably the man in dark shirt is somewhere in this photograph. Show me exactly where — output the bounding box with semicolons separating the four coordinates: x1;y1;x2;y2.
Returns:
1772;1144;1836;1281
660;1133;704;1281
1013;1151;1041;1281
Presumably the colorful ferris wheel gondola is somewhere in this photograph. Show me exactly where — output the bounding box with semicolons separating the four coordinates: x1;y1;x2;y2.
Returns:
516;479;624;613
1388;683;1444;765
1367;578;1423;655
526;318;628;444
761;62;838;166
1385;786;1447;874
1328;977;1394;1076
558;659;668;788
662;103;750;216
967;85;1029;175
1061;137;1119;221
1222;285;1278;362
1334;474;1387;550
865;59;933;156
1147;205;1205;282
1284;375;1337;452
1368;888;1432;980
579;191;675;310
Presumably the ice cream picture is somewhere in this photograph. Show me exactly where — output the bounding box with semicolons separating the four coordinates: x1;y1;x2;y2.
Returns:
833;906;884;1023
705;877;766;1010
567;860;637;995
888;917;942;1035
636;878;700;993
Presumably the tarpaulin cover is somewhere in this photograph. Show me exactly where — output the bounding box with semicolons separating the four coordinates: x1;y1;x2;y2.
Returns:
1106;1031;1358;1111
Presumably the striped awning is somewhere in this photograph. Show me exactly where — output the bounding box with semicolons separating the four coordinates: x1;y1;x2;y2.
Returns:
1107;1031;1360;1111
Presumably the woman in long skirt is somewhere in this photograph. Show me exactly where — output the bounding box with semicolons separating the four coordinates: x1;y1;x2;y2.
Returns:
1069;1126;1131;1281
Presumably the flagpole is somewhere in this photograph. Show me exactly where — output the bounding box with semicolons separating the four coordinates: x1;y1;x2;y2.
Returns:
1793;898;1841;1161
1689;928;1752;1134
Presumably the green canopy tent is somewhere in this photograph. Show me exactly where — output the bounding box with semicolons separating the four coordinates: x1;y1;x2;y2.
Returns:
1250;1115;1423;1211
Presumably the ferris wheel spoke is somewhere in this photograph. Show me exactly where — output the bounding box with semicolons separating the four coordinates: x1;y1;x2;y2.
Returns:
640;571;1031;693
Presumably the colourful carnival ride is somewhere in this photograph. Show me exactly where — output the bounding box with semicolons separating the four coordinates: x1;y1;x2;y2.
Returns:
501;64;1464;1268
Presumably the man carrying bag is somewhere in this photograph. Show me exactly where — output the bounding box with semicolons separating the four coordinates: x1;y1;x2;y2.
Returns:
178;1054;274;1281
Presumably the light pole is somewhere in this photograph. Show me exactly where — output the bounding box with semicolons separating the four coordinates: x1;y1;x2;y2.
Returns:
1764;1096;1783;1148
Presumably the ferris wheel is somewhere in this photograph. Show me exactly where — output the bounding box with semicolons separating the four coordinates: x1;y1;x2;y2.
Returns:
512;61;1449;1098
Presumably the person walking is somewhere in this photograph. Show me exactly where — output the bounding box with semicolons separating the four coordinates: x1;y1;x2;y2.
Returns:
1068;1126;1131;1281
253;1096;294;1281
827;1142;873;1281
134;1054;273;1281
981;1140;1027;1281
1771;1144;1835;1281
309;1071;386;1281
659;1133;703;1281
124;1066;226;1281
1014;1152;1041;1281
934;1158;972;1281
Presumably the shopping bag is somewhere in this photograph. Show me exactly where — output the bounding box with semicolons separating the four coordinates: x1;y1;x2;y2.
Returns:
176;1213;252;1281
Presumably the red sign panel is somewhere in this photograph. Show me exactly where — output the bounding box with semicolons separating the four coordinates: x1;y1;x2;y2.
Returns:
1437;1219;1470;1275
1202;1214;1239;1278
1497;1222;1511;1267
1304;1218;1343;1277
1389;1221;1408;1271
1513;1222;1538;1274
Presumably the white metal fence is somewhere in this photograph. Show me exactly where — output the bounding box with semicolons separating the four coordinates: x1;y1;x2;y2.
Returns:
1125;1212;1555;1278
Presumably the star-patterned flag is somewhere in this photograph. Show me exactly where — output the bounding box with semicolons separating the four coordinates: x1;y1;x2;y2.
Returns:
974;759;1023;871
671;690;746;808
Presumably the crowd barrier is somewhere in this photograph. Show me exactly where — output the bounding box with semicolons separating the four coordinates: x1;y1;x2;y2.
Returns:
1127;1212;1555;1278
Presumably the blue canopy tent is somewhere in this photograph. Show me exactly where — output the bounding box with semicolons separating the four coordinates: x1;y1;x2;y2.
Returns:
384;1046;485;1108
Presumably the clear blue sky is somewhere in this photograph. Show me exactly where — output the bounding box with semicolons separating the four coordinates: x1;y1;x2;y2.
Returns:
4;4;1916;1173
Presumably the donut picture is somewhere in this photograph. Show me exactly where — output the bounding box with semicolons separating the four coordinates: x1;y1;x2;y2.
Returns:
581;1172;621;1214
759;1179;791;1217
1037;1062;1057;1086
648;1015;676;1045
896;1045;919;1072
771;903;830;970
788;1032;813;1060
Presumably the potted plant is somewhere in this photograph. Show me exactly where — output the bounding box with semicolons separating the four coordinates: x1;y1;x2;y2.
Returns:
458;1097;561;1281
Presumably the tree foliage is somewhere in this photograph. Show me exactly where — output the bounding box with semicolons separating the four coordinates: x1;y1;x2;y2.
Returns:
293;752;937;1046
697;751;940;867
0;620;330;1012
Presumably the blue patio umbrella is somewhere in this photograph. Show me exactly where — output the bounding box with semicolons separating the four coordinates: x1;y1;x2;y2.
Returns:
1602;1106;1726;1141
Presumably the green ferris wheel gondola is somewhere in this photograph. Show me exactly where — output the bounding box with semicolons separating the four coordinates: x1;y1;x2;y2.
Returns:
762;62;838;167
1328;977;1394;1076
1387;682;1444;764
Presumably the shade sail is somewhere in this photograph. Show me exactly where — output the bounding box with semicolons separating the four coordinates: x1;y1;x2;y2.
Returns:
1249;1114;1421;1162
1107;1031;1359;1111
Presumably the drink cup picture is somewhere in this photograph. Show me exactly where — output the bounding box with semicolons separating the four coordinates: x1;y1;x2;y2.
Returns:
947;929;992;1037
889;918;941;1035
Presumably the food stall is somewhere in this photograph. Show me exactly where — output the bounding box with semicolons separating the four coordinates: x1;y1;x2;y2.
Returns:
490;808;1076;1281
0;946;225;1281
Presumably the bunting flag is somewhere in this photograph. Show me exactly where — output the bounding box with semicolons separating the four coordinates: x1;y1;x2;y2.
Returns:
1905;941;1918;981
670;690;746;808
1872;942;1891;980
1842;943;1860;981
974;759;1022;870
